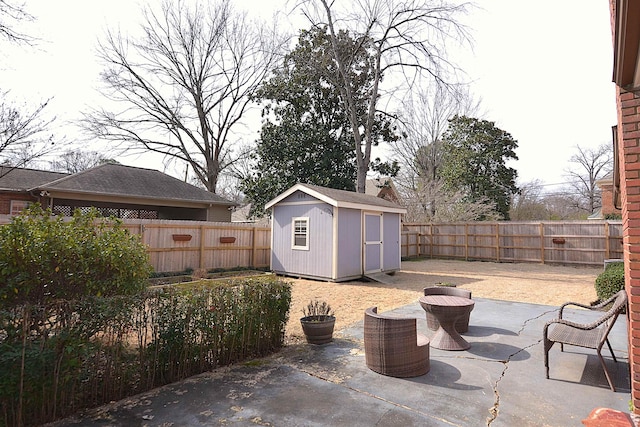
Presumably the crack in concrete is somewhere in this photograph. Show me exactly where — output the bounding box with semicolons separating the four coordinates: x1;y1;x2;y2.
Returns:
518;308;558;334
278;308;562;426
485;308;556;426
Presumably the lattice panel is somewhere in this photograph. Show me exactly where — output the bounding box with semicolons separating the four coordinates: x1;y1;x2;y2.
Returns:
53;205;72;216
139;210;157;219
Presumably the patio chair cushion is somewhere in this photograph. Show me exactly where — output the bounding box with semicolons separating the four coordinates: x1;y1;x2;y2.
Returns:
423;286;472;333
543;290;627;392
364;306;430;378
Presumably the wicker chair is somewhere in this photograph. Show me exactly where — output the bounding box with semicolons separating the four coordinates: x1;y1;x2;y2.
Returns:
364;307;430;378
543;290;628;392
423;287;472;333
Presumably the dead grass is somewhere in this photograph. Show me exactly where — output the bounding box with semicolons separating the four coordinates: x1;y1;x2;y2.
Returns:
284;258;601;343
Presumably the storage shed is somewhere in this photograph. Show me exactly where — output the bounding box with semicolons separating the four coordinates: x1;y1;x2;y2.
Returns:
265;183;407;282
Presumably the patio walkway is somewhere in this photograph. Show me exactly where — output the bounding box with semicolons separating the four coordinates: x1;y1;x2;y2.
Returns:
48;298;631;427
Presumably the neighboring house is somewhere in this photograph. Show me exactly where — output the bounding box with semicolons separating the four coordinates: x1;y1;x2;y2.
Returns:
611;0;640;413
0;164;236;221
365;177;400;203
0;167;69;216
592;172;622;219
265;183;406;282
231;203;270;226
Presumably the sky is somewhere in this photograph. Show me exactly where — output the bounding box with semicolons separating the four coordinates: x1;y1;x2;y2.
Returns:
1;0;617;192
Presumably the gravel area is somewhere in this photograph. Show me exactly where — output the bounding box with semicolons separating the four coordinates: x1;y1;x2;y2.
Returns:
284;258;601;343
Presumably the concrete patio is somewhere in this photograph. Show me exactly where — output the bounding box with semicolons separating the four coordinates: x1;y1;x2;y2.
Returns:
49;297;631;426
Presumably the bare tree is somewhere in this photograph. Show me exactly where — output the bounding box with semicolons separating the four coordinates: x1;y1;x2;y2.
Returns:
564;143;612;214
49;149;115;174
83;0;287;193
0;2;59;173
509;180;551;220
542;192;587;220
297;0;471;192
393;84;480;180
401;178;499;222
391;83;480;216
0;92;56;169
0;0;34;45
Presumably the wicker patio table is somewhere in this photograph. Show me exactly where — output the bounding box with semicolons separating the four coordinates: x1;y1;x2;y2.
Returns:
419;295;475;351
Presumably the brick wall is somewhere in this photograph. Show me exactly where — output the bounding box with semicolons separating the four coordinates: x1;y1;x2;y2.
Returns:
616;88;640;411
600;181;621;216
608;0;640;410
0;193;37;215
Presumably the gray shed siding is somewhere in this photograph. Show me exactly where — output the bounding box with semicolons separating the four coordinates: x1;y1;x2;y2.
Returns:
336;207;362;279
382;212;401;271
270;201;333;280
267;184;406;282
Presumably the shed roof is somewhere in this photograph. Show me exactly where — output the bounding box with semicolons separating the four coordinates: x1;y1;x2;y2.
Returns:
35;163;234;206
265;183;406;213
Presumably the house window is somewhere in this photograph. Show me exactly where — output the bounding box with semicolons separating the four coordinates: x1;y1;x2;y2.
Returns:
292;217;309;250
10;200;29;216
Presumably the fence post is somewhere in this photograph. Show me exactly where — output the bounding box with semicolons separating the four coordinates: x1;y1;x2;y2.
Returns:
252;227;258;268
199;224;206;269
429;224;433;258
465;223;469;261
539;223;545;264
605;222;610;260
495;223;500;262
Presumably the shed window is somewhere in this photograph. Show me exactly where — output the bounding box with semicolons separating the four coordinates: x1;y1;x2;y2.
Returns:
10;200;29;216
292;217;309;250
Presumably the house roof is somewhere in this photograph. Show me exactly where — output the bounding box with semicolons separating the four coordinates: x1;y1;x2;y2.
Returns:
613;0;640;91
34;163;234;206
596;171;614;187
365;177;391;196
0;167;69;191
265;183;406;213
365;177;400;201
231;203;271;226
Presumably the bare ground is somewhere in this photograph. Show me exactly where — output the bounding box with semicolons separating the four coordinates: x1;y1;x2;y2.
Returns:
284;258;602;344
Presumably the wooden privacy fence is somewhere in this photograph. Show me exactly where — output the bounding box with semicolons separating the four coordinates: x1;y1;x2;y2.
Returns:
0;214;625;271
0;215;270;273
401;221;624;267
117;219;271;273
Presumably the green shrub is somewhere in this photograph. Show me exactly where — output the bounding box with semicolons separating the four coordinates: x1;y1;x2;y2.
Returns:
0;275;291;426
0;205;153;307
595;262;625;302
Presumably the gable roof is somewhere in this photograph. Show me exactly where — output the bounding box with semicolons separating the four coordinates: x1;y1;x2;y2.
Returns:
0;167;69;191
365;177;400;201
231;203;271;226
265;183;406;213
365;177;390;196
34;163;234;206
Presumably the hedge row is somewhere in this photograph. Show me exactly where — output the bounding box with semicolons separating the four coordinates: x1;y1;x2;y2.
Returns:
0;276;291;426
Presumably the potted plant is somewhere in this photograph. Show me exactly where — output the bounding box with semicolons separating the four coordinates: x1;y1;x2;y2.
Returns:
300;299;336;344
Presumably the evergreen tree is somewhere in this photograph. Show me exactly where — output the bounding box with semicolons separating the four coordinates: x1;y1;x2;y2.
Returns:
440;116;519;219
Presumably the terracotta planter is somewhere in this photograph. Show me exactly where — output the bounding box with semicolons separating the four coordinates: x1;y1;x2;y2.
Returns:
300;316;336;345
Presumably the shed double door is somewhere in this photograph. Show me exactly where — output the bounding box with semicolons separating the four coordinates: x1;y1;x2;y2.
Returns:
363;212;383;274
